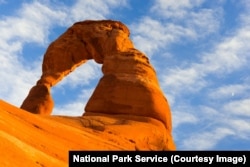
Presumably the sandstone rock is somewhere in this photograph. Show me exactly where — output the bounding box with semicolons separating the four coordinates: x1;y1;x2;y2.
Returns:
85;49;172;131
20;20;175;150
20;84;53;114
1;99;175;166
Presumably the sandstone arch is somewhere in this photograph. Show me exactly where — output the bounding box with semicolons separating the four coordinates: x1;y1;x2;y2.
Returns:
20;20;173;132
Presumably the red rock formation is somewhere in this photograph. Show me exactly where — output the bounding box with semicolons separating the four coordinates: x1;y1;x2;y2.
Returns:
0;99;174;167
20;20;175;150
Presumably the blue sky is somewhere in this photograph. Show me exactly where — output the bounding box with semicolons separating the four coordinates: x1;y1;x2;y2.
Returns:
0;0;249;150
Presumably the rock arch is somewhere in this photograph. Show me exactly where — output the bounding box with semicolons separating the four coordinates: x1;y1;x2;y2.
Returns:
20;20;172;132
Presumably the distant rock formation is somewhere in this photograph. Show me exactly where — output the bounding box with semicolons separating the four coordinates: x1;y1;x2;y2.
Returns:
20;20;175;150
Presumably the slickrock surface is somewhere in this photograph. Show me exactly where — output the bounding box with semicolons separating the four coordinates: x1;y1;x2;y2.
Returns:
0;100;175;166
0;20;175;166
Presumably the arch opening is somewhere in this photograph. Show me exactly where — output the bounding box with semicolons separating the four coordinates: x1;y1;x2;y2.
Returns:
51;60;102;116
20;20;172;130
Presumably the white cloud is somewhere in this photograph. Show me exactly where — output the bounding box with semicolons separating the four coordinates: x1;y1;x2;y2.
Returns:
0;1;68;106
182;127;234;150
223;99;250;117
175;101;250;149
69;0;109;21
131;17;196;56
57;60;102;89
161;6;250;95
172;111;198;128
0;33;41;105
150;0;221;37
52;88;95;116
162;66;206;94
208;84;250;100
151;0;204;19
0;49;40;105
0;2;66;44
227;119;250;139
131;1;221;57
0;0;127;107
187;8;221;35
200;32;250;74
68;0;128;24
53;101;85;116
127;1;250;150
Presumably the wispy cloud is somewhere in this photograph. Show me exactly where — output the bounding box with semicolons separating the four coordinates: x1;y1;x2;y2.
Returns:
226;119;250;139
172;110;198;129
208;84;250;100
176;100;250;149
0;2;66;44
162;5;250;95
66;0;128;25
155;0;250;150
131;17;196;56
0;0;127;107
130;0;221;57
223;99;250;117
182;127;235;150
56;60;102;89
162;66;206;95
52;88;95;116
150;0;205;19
0;1;67;105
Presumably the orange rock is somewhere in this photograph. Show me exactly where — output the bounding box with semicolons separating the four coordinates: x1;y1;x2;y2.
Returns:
0;99;175;166
20;20;175;150
20;84;53;114
86;49;172;131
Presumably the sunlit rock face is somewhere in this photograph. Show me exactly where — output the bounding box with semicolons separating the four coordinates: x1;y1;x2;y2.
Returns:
20;20;175;150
